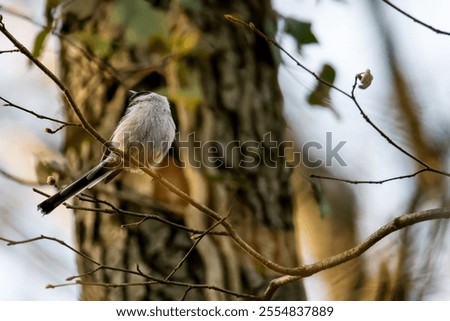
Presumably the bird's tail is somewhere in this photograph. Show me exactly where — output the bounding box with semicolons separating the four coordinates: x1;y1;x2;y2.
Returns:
37;157;119;215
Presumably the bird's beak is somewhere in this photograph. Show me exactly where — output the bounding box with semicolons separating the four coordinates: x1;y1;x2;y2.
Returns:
128;90;137;96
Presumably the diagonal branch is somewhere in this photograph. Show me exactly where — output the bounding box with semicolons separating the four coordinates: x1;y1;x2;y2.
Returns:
261;206;450;299
0;48;18;54
0;234;258;300
2;207;449;299
381;0;450;36
0;16;107;145
311;168;429;185
225;14;450;183
0;95;81;128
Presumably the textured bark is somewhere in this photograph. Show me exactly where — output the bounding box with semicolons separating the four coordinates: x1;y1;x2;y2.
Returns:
59;0;304;300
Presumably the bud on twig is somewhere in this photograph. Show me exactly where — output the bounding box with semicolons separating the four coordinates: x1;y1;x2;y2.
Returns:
356;69;373;89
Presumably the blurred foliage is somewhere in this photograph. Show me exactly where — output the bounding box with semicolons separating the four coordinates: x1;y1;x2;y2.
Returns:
110;0;170;49
280;15;337;110
30;0;205;108
175;0;203;11
283;17;318;53
30;0;337;114
307;63;336;108
31;0;61;60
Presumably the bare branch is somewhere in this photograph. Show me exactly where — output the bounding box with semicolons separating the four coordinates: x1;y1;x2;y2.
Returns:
0;95;81;129
382;0;450;36
165;215;228;281
72;279;259;300
0;167;38;185
300;207;450;274
74;193;229;236
0;5;126;86
262;275;301;300
3;206;448;299
349;78;429;169
225;14;450;182
0;234;98;266
0;234;256;300
224;15;350;99
0;48;18;54
0;16;107;145
260;207;450;299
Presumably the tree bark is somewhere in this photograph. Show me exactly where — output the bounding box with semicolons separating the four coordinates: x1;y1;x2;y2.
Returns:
59;0;304;300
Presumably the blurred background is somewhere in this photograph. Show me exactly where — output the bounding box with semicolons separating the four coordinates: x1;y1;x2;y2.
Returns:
0;0;449;300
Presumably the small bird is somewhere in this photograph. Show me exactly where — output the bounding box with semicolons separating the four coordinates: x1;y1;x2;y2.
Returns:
37;91;176;215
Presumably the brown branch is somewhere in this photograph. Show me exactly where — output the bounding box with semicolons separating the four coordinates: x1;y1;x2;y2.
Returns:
1;95;81;129
73;278;258;300
296;207;450;276
137;165;294;274
0;167;38;185
3;11;446;290
0;5;127;86
262;275;301;300
0;234;98;266
0;48;18;53
0;16;107;145
311;168;429;184
224;15;350;99
2;206;449;299
225;14;450;181
381;0;450;36
0;233;256;299
46;282;78;289
45;124;72;134
165;215;228;281
349;78;430;169
74;193;229;236
260;207;450;299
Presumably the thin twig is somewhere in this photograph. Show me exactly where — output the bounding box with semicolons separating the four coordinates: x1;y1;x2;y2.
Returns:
0;234;98;266
0;5;126;85
2;207;448;299
0;16;107;144
350;78;429;169
0;48;18;54
65;266;103;281
311;168;428;185
279;207;449;282
382;0;450;36
165;215;228;281
225;14;450;182
74;193;229;236
224;15;350;99
32;188;228;236
261;206;450;299
73;279;258;300
1;95;81;128
0;235;257;300
46;282;78;289
45;124;71;134
0;167;38;185
0;10;324;277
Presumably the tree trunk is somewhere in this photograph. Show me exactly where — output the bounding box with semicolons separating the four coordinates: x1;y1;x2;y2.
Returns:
59;0;304;300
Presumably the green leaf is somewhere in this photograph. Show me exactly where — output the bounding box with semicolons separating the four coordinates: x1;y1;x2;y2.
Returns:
284;17;318;52
110;0;170;48
175;0;203;11
31;26;51;60
44;0;61;24
307;64;336;108
77;30;112;58
31;0;61;61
